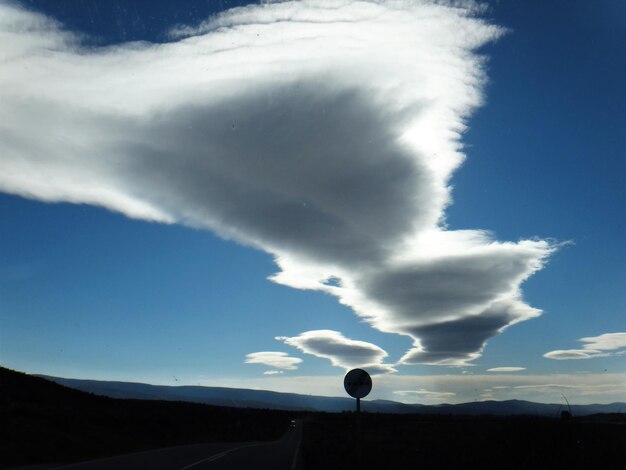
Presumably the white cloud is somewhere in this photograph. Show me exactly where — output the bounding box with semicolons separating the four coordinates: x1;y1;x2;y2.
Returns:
245;352;302;370
263;370;284;376
277;330;396;374
0;0;554;365
487;367;526;372
544;332;626;360
543;349;606;360
580;332;626;351
393;389;456;402
513;384;578;390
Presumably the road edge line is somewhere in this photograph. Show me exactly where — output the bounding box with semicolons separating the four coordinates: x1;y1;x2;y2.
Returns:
180;443;261;470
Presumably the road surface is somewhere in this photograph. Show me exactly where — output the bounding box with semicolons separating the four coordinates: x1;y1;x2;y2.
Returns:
50;421;302;470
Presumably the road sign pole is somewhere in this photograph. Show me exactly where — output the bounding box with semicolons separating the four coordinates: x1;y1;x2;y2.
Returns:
356;397;362;464
344;369;370;465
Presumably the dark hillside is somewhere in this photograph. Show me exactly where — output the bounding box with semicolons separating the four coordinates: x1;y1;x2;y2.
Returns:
0;366;289;469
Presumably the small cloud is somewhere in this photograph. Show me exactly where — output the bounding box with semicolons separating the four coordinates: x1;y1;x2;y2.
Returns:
580;332;626;351
543;349;604;360
263;370;284;375
277;330;396;374
394;389;456;402
514;384;578;390
487;367;526;372
245;351;302;370
544;332;626;360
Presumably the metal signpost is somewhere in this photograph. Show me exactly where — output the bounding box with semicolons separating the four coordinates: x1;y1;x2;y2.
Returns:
344;368;372;412
344;368;371;463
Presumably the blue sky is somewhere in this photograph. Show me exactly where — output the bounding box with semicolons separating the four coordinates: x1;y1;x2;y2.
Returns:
1;0;624;404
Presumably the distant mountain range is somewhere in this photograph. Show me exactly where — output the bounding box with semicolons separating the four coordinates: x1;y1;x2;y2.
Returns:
38;374;625;416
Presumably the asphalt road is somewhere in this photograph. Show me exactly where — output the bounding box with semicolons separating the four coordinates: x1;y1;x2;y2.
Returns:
50;421;303;470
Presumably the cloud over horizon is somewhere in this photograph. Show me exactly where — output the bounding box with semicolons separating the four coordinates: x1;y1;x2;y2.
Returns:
544;332;626;360
0;0;555;366
208;371;626;404
393;389;456;402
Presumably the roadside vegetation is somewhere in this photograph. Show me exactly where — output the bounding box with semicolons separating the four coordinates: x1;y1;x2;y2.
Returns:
302;411;626;469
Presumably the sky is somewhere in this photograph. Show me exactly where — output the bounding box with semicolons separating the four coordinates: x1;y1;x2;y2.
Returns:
0;0;624;405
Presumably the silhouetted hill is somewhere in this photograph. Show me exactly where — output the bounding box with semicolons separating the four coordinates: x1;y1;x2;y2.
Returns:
0;366;288;469
38;374;359;412
429;399;626;416
39;373;626;416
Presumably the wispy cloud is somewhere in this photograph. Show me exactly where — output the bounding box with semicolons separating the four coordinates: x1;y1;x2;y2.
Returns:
513;384;578;390
543;350;608;360
579;332;626;351
393;389;456;402
277;330;396;374
487;367;526;372
0;0;554;365
544;332;626;360
244;352;302;370
263;370;284;376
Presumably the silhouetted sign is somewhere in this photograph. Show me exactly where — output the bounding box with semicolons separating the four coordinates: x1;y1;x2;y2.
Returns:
344;368;372;399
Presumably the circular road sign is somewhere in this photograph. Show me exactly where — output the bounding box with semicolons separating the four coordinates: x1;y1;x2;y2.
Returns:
344;368;372;399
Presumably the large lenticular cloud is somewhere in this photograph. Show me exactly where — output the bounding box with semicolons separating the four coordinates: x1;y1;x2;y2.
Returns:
0;0;555;366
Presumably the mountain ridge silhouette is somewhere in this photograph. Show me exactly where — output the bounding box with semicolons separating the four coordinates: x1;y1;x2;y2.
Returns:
37;373;625;416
